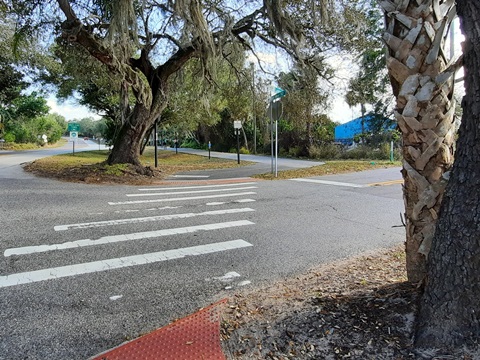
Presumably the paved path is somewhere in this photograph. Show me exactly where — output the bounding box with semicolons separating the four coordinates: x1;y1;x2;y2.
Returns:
164;147;324;179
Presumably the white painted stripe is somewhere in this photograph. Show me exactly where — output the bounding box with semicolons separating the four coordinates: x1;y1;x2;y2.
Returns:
235;199;256;203
169;175;210;178
206;202;226;206
138;182;257;191
108;192;256;205
5;220;254;257
290;178;366;188
0;240;253;288
126;186;257;197
54;208;255;231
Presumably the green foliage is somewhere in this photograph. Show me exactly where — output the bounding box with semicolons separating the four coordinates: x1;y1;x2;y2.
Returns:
0;56;27;106
308;143;342;159
11;92;49;119
308;143;401;161
345;1;393;119
36;114;66;143
4;132;15;143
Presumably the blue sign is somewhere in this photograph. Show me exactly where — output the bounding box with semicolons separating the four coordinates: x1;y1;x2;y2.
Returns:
271;87;287;101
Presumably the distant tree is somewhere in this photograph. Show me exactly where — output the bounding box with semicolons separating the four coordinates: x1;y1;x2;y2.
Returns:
0;56;27;107
36;113;66;143
5;92;50;143
346;2;393;132
76;117;98;138
7;0;366;172
276;64;332;155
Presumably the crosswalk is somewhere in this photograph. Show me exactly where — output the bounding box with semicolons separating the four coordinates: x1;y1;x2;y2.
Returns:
1;181;258;288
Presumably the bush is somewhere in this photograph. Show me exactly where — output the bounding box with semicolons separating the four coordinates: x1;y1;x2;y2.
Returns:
307;143;401;161
308;144;342;159
4;132;15;143
287;146;303;158
180;139;203;149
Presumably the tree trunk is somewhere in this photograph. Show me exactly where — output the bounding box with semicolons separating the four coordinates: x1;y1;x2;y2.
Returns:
382;0;457;282
107;103;155;166
415;0;480;349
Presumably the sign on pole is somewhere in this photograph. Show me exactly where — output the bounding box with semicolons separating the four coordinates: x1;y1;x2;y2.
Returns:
270;87;287;102
233;120;242;129
70;131;78;155
269;87;286;177
67;123;80;132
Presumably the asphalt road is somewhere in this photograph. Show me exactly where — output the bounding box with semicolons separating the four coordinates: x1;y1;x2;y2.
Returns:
0;145;404;359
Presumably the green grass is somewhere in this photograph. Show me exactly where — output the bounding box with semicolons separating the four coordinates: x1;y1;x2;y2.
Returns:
253;160;401;180
26;149;253;179
25;149;401;183
1;138;69;151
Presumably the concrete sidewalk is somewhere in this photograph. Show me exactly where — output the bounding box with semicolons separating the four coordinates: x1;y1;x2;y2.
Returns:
163;147;324;179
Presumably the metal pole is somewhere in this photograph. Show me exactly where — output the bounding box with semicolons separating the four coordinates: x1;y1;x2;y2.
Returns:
275;120;278;177
73;140;75;155
154;120;158;168
236;129;240;164
270;100;273;174
390;140;394;162
251;63;256;155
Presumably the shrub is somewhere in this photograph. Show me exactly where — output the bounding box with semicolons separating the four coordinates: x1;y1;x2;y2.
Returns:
239;146;250;154
308;144;342;160
4;132;15;143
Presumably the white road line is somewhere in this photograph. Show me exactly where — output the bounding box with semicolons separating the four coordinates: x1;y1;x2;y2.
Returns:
114;206;182;214
206;202;226;206
125;186;257;197
169;175;210;178
5;220;255;257
138;182;257;191
290;178;366;188
235;199;256;203
108;192;257;205
0;240;253;288
54;208;255;231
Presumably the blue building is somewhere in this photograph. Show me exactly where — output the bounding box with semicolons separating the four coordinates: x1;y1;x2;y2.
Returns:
334;115;394;145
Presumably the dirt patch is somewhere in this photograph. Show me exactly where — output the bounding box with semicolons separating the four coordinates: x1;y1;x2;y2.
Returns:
220;246;476;359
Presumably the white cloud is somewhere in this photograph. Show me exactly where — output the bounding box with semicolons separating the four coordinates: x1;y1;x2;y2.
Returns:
47;96;101;121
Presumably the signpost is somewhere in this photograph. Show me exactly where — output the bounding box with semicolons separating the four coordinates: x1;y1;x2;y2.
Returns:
234;121;242;164
69;131;78;155
269;87;286;177
208;141;212;159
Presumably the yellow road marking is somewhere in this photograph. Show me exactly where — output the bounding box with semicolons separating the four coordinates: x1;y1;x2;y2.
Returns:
368;179;403;187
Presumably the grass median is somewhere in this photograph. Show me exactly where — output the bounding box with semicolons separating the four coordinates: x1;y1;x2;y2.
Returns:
24;147;402;184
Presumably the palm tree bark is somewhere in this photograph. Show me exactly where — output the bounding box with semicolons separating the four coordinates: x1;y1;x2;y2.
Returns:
381;0;458;282
415;0;480;348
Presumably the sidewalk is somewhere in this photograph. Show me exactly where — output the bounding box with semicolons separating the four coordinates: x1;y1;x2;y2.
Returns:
163;147;324;179
90;300;228;360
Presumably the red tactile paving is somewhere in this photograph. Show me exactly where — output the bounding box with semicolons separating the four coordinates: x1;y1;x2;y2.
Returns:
92;299;227;360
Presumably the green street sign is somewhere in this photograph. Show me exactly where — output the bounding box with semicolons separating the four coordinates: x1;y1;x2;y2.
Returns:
270;87;287;101
68;123;80;132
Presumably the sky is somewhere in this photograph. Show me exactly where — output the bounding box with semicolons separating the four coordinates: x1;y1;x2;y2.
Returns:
47;96;101;121
46;17;463;125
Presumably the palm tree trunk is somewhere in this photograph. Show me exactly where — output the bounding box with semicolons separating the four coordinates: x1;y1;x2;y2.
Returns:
381;0;457;282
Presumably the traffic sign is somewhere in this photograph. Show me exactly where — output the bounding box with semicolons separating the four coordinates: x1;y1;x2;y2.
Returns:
70;131;78;142
68;123;80;132
270;87;287;101
233;120;242;129
267;101;283;121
